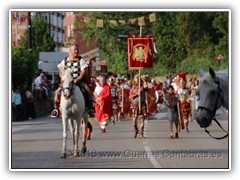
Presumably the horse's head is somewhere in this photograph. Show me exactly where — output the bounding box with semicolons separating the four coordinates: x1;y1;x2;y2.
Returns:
196;67;223;128
61;69;74;100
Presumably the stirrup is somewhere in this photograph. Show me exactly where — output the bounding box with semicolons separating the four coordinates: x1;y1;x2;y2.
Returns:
51;109;59;118
88;109;94;117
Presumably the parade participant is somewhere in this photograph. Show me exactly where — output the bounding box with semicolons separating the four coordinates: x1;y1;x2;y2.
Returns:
129;74;148;139
50;43;94;118
177;71;191;132
172;75;180;94
164;85;179;139
152;79;163;112
144;75;157;117
127;79;133;117
94;76;113;133
115;77;123;121
119;78;130;121
109;77;119;124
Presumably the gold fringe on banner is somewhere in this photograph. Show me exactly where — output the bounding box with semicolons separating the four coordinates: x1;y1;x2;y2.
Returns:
138;16;145;26
149;13;156;23
97;19;104;28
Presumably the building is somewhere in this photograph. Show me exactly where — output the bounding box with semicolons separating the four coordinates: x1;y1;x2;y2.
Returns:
39;12;65;51
11;12;28;46
64;12;97;55
11;11;97;54
11;11;65;51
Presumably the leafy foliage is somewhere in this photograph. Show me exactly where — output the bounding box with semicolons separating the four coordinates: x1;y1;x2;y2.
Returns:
75;11;229;77
12;13;55;87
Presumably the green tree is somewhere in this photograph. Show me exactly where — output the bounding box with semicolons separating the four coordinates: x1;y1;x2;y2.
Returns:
20;12;55;51
75;11;229;77
12;46;36;86
75;12;151;75
12;12;55;87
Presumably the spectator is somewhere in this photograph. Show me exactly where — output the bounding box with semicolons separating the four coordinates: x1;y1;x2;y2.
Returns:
25;85;36;120
35;73;45;99
12;86;23;121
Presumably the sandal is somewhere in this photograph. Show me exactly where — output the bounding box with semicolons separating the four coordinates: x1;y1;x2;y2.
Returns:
175;132;179;138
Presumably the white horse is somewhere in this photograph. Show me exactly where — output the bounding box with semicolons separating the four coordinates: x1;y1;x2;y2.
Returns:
60;68;87;158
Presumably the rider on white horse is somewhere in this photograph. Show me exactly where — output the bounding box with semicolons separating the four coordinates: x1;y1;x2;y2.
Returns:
51;43;94;118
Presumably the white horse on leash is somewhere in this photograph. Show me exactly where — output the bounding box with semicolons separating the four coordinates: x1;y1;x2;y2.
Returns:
60;68;87;158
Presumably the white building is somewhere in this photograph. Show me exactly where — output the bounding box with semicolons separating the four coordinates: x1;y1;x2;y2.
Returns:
39;12;65;51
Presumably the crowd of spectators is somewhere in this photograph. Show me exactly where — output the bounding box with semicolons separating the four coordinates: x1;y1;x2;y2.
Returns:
12;69;59;121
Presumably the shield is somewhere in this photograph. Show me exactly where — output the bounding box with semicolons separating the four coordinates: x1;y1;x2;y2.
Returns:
119;88;130;114
177;102;185;129
189;99;194;122
146;87;157;113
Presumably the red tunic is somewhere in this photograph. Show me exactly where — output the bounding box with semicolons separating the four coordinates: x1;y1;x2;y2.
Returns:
95;84;113;124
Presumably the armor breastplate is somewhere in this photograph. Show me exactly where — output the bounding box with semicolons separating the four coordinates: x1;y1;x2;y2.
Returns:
178;88;189;102
131;86;146;103
64;57;81;79
111;86;118;100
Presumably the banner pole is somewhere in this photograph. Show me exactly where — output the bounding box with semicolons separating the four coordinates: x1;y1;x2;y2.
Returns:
139;69;141;113
139;25;142;114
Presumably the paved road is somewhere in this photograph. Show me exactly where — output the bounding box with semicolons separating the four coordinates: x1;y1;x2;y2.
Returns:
11;108;229;170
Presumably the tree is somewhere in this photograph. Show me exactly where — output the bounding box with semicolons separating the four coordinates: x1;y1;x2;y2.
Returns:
75;12;152;75
20;12;55;52
75;11;229;77
12;46;36;86
12;12;55;87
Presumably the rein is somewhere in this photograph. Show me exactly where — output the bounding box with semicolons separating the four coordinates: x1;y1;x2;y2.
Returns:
202;77;228;140
61;82;75;99
204;117;228;140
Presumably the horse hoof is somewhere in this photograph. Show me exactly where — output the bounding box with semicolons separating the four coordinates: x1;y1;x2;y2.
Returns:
81;147;87;154
60;153;67;159
73;151;79;157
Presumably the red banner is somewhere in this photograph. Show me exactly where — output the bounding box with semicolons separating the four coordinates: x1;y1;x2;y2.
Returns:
127;35;154;69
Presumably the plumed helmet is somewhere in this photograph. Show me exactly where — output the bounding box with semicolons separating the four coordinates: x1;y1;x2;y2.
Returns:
178;71;186;81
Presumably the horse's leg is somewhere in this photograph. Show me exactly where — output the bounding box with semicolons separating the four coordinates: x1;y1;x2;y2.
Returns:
72;119;80;157
68;119;75;155
61;116;68;158
81;116;87;154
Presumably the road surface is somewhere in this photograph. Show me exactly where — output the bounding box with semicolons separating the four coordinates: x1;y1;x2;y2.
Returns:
11;108;229;170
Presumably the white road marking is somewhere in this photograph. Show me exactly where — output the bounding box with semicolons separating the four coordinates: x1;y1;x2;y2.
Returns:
144;145;162;168
143;120;162;168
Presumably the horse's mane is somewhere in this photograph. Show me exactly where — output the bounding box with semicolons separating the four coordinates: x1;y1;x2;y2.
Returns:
216;69;228;76
63;68;73;80
215;69;228;84
215;69;229;109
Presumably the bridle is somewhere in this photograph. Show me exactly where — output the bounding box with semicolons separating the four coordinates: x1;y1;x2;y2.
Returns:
61;80;75;100
197;77;228;140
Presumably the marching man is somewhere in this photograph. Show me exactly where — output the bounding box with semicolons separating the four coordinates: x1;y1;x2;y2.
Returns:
129;74;148;139
176;71;192;132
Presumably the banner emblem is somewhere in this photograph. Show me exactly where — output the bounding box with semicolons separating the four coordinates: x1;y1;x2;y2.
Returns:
128;35;154;69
